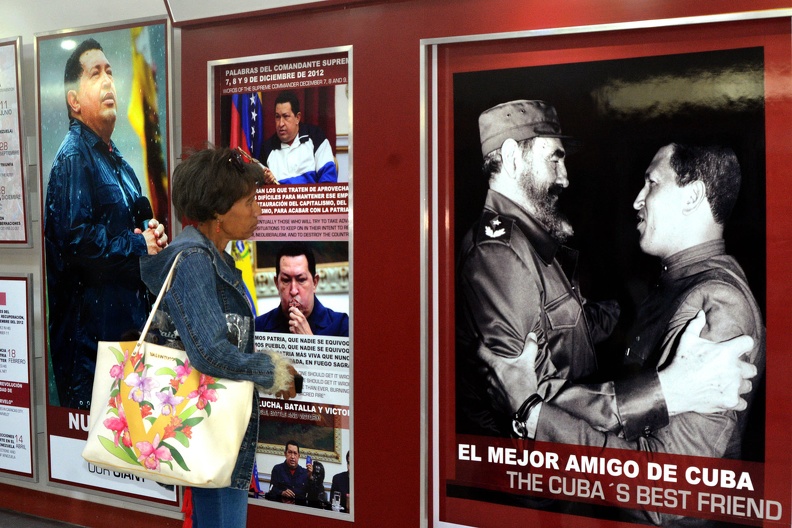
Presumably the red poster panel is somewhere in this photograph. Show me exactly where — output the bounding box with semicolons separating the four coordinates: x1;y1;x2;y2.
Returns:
208;46;352;518
428;13;791;528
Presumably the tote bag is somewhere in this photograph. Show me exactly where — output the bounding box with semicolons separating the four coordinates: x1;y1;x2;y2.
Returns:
82;254;254;488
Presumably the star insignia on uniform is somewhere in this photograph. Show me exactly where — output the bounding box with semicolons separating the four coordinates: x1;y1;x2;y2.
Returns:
485;220;506;238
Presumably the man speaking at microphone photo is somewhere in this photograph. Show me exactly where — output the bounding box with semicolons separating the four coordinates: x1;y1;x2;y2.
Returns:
44;38;167;410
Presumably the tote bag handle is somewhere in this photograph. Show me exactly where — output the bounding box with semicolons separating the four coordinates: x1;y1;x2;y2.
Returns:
133;252;182;356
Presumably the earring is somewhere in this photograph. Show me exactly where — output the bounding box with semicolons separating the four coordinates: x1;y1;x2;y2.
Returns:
216;219;221;233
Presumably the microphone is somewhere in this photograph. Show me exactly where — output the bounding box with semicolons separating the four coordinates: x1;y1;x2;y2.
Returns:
132;196;154;231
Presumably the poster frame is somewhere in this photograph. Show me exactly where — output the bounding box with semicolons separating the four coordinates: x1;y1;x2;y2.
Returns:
0;273;36;482
421;8;792;528
34;16;179;508
0;36;30;248
207;45;354;519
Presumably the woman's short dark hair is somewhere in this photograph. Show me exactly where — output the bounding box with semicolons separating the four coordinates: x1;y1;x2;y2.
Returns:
171;146;264;222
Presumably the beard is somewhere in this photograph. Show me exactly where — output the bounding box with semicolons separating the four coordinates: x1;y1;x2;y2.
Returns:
521;175;574;244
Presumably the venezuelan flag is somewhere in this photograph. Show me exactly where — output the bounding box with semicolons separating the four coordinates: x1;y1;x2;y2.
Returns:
230;92;264;160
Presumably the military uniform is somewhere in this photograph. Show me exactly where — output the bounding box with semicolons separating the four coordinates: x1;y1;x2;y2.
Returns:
456;189;620;436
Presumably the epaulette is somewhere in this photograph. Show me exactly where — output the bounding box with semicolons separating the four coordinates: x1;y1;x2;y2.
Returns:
476;211;513;244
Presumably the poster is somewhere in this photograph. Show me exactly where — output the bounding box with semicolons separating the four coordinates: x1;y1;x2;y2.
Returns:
0;276;33;478
36;20;176;503
429;15;790;528
210;46;352;515
0;37;28;246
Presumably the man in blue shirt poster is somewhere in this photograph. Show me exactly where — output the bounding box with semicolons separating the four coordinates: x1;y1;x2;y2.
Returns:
44;38;167;409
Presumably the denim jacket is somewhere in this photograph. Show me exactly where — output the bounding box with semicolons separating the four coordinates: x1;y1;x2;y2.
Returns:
140;226;283;490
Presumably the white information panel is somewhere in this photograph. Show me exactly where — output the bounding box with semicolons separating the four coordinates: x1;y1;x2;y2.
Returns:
0;37;27;245
0;276;33;477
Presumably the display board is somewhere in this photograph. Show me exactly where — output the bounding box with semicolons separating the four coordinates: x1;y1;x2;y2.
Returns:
426;11;790;528
36;18;176;505
208;46;353;518
0;37;28;247
0;275;34;479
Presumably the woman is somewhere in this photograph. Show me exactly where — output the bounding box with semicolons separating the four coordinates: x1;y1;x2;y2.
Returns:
140;146;296;528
